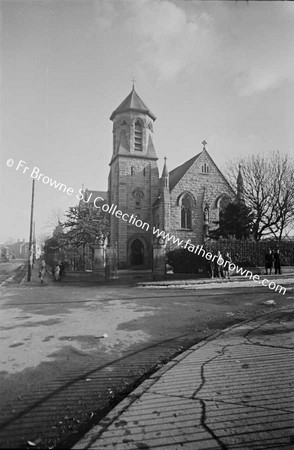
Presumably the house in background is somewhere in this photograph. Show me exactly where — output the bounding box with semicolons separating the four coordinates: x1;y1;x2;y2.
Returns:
7;239;30;259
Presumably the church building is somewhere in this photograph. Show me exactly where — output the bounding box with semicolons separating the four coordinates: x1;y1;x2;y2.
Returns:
105;86;236;268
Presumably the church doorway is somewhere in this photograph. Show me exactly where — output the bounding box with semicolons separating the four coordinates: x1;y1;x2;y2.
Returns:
130;239;144;266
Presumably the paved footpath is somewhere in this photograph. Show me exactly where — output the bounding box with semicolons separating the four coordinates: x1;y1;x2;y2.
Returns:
73;307;294;450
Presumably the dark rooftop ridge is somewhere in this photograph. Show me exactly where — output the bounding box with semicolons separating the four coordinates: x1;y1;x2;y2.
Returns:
110;87;156;121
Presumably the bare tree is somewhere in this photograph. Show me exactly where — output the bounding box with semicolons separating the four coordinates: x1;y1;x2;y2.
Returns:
225;151;294;240
37;232;51;248
46;208;65;230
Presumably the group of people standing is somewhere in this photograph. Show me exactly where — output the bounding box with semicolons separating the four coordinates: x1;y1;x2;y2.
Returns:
207;251;232;279
39;260;65;283
207;248;282;279
52;261;65;281
265;249;281;275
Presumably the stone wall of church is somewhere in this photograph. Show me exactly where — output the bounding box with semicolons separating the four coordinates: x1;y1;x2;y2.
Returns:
109;156;159;267
168;151;235;250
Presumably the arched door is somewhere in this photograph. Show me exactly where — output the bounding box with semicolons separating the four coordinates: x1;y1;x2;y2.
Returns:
130;239;144;265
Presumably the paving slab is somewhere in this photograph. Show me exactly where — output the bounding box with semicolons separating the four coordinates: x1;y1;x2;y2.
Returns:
73;308;294;450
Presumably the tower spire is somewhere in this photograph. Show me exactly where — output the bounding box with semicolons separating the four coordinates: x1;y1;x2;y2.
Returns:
161;156;169;179
110;86;156;121
161;157;169;189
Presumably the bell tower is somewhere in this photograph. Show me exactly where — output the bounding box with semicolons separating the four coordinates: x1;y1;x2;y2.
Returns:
108;86;159;268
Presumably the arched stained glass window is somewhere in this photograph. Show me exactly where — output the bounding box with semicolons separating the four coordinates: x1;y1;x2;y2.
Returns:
218;195;230;222
218;195;230;212
181;194;192;229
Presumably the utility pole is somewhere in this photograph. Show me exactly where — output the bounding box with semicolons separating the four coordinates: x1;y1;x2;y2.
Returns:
27;179;35;281
33;221;36;266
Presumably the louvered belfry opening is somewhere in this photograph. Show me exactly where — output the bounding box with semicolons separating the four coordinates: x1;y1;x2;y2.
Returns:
134;120;143;151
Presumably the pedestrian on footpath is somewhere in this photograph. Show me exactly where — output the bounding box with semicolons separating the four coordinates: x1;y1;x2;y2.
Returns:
205;247;214;278
39;260;46;283
274;249;282;275
265;249;273;275
216;250;224;278
58;261;65;279
53;265;60;281
223;251;232;279
213;251;219;277
207;259;214;278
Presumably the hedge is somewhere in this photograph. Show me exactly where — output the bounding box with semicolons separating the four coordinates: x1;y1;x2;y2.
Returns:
204;239;294;267
166;239;294;274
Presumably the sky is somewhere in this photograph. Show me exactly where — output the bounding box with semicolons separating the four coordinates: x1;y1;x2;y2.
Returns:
0;0;293;244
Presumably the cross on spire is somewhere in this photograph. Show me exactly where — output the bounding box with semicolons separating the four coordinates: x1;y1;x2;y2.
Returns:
132;76;136;89
202;140;207;150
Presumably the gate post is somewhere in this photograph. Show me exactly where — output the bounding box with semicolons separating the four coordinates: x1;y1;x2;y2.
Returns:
152;237;166;281
105;245;118;280
93;236;105;280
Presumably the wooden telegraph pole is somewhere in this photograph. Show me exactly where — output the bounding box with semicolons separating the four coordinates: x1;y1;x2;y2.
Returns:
27;179;35;281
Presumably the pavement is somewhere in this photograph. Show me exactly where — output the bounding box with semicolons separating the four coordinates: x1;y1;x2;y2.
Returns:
0;260;26;287
73;307;294;450
3;263;294;449
138;271;294;289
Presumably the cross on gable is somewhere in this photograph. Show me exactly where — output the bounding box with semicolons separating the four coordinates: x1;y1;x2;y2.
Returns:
202;140;207;150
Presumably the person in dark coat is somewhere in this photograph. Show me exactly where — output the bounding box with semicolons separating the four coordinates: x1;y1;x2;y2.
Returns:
53;265;60;281
58;261;65;279
264;249;273;275
223;252;232;279
273;249;281;275
215;250;224;278
206;259;214;278
39;260;46;283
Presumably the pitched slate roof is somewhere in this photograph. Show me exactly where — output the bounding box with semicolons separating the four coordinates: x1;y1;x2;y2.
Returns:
86;190;107;201
169;153;201;190
110;87;156;121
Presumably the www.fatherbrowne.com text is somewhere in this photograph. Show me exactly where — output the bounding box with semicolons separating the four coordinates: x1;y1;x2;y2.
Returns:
77;190;286;296
8;160;287;296
152;228;286;295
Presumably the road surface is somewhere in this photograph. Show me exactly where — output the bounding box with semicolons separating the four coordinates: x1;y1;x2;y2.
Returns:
0;271;293;449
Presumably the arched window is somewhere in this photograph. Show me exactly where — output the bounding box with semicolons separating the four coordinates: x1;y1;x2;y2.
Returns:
217;195;230;221
218;195;230;212
135;192;141;208
204;206;209;223
134;121;143;151
181;194;192;229
201;163;209;174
